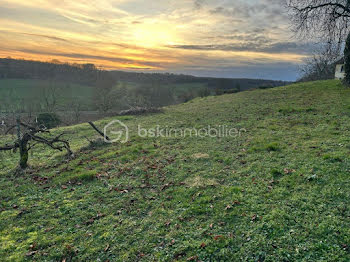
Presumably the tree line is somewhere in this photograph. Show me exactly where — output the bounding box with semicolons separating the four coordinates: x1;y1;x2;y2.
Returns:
0;58;99;86
0;58;288;90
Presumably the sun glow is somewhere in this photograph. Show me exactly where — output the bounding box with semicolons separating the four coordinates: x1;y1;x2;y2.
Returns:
132;23;178;48
0;0;303;79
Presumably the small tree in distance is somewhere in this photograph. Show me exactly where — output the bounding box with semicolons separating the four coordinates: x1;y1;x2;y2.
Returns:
299;45;337;81
93;72;117;113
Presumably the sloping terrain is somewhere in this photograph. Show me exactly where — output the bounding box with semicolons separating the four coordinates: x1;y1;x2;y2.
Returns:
0;80;350;261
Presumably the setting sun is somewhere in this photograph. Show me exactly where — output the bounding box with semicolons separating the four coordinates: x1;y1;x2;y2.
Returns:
132;23;178;47
0;0;312;80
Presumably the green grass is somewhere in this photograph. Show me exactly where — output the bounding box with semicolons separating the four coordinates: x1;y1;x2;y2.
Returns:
0;79;95;110
165;82;209;96
0;79;208;112
1;80;350;261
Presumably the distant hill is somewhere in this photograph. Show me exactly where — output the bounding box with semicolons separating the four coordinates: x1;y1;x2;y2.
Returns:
109;70;289;91
0;58;291;124
0;58;290;91
0;58;99;86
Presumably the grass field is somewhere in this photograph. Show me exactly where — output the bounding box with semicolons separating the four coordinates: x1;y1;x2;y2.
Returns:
0;79;95;110
0;79;209;112
0;80;350;261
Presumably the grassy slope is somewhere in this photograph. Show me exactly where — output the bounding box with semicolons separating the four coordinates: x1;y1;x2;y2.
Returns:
0;80;350;261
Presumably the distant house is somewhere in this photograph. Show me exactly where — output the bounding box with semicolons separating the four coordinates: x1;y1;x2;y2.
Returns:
335;58;345;80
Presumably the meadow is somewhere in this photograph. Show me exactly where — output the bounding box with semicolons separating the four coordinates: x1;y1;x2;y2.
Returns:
0;79;94;111
0;80;349;261
0;79;209;113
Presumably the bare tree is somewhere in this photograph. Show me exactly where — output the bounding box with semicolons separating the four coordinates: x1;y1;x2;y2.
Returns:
287;0;350;52
299;45;338;81
69;100;83;124
0;119;72;169
41;81;62;112
93;72;117;113
287;1;350;82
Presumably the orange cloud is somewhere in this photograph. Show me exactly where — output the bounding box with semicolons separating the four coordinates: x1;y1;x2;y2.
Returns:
0;0;309;79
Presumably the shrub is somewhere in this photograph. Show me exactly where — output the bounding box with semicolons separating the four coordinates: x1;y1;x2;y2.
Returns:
198;88;211;97
37;113;61;129
214;88;225;96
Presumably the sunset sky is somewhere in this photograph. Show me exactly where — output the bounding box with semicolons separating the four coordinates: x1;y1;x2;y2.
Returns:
0;0;314;80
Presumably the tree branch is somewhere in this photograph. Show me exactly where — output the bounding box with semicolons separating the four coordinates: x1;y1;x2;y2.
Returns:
31;133;73;156
5;125;16;134
296;3;349;13
0;143;19;151
88;121;110;141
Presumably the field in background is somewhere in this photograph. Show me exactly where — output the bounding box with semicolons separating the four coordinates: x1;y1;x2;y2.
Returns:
0;80;350;261
0;79;209;126
0;79;94;109
0;58;289;122
0;79;208;111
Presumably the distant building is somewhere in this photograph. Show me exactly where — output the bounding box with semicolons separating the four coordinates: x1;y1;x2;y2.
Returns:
335;58;345;80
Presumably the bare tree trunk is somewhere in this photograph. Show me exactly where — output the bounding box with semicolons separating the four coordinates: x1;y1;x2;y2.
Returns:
16;118;29;169
19;136;29;169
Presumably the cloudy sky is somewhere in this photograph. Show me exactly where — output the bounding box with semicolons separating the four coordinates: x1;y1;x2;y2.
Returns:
0;0;313;80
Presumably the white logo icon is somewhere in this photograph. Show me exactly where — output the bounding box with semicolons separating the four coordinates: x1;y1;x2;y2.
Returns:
104;120;129;143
